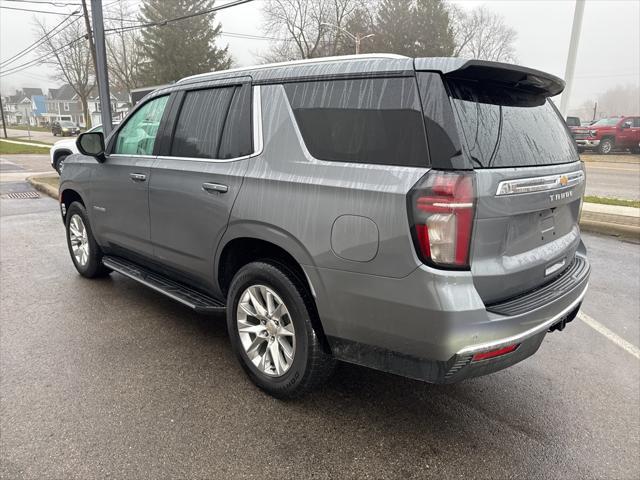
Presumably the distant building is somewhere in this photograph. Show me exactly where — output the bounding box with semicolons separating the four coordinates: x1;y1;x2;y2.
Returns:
3;88;46;126
89;89;130;126
46;84;86;127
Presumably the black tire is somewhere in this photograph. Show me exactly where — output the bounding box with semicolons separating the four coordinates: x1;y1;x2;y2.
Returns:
65;202;111;278
54;154;68;175
577;147;585;154
598;138;614;154
631;147;640;155
227;261;335;398
53;132;57;137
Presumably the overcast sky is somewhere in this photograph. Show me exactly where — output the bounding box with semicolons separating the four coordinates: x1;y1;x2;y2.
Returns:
1;0;638;110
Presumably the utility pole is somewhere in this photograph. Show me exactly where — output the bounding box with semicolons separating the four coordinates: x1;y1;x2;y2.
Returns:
90;0;113;135
81;0;99;83
0;96;7;139
560;0;585;116
592;101;597;122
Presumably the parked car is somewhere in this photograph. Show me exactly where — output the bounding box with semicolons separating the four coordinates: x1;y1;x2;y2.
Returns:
51;120;80;137
50;123;118;174
60;55;590;398
571;116;640;154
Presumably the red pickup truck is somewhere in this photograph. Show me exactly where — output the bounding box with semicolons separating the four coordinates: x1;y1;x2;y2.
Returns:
571;116;640;154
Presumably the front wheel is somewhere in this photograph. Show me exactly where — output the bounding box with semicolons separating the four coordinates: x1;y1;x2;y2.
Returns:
54;154;67;175
227;261;335;398
598;138;614;154
65;202;110;278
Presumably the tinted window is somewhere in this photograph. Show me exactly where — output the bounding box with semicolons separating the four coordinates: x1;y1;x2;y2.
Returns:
284;77;429;167
416;72;463;169
632;117;640;128
219;84;252;159
566;116;580;127
114;95;168;155
449;80;578;168
171;87;234;159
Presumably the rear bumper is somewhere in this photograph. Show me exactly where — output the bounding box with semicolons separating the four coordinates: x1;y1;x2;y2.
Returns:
575;139;600;147
305;252;590;384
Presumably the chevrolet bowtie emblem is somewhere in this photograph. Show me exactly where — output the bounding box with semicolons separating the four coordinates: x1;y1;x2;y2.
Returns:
559;175;569;186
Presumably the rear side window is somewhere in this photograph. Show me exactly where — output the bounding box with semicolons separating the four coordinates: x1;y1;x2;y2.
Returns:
171;87;235;159
284;77;429;167
449;80;579;168
219;84;252;159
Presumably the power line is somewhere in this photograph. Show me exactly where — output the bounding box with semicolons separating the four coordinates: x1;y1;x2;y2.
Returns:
0;4;80;14
0;10;80;67
0;0;258;78
103;0;256;34
1;0;82;6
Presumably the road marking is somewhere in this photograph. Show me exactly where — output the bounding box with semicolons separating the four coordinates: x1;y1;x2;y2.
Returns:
578;312;640;360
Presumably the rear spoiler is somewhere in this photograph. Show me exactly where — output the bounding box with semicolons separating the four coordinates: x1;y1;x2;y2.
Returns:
414;58;565;97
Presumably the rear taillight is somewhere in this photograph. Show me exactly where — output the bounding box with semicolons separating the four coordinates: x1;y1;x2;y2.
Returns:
408;170;475;269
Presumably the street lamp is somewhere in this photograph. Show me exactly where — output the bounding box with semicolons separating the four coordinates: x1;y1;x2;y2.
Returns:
321;22;375;55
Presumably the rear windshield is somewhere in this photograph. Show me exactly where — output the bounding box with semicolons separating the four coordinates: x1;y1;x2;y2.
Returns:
284;77;429;168
448;80;578;168
60;121;75;127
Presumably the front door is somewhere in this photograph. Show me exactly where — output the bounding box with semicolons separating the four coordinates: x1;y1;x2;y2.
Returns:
90;95;169;258
148;83;254;288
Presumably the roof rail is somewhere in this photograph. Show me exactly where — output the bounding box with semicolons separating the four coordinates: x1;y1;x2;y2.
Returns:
177;53;409;84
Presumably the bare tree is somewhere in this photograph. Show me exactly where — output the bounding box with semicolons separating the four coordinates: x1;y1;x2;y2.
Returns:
36;18;94;128
105;0;144;92
261;0;364;61
451;5;517;62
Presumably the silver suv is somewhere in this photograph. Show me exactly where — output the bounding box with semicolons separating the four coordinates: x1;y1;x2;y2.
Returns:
61;55;590;398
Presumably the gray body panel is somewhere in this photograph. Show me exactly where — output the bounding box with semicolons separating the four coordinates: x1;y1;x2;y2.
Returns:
89;154;155;257
148;156;250;289
471;162;586;303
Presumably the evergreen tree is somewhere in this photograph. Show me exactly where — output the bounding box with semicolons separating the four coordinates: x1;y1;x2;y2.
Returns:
138;0;232;85
375;0;455;57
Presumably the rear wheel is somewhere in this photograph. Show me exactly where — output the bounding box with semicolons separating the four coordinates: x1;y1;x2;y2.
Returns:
227;261;335;398
598;138;614;154
65;202;110;278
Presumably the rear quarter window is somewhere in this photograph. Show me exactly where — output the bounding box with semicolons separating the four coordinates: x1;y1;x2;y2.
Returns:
284;77;429;168
449;80;579;168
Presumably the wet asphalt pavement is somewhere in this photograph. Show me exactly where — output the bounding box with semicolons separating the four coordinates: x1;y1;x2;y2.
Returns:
0;180;638;479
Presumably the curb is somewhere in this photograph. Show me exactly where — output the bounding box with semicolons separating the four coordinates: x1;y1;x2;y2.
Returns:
581;155;640;164
27;176;58;200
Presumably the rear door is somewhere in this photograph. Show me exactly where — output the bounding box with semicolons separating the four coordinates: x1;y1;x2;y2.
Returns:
148;80;254;288
446;79;585;304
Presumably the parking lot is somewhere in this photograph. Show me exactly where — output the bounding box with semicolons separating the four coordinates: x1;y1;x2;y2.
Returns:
1;157;639;479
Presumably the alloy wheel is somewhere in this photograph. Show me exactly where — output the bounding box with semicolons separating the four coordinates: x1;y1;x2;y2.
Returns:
236;284;296;377
69;214;89;266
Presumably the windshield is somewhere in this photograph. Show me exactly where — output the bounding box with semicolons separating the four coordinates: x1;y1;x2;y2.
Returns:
592;118;620;126
448;80;578;168
60;121;75;127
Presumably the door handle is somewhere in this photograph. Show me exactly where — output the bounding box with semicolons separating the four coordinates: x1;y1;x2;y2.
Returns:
129;173;147;182
202;182;228;194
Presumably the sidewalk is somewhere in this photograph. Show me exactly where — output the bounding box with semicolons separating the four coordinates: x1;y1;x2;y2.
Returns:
581;202;640;239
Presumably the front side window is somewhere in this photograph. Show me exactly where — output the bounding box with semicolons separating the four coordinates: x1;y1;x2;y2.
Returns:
114;95;168;155
284;77;429;167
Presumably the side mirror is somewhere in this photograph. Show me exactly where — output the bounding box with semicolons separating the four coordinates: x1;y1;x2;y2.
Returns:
77;132;106;162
